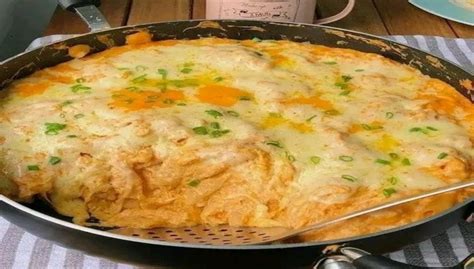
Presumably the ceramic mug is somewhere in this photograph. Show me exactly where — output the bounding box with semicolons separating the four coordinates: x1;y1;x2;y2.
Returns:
205;0;356;24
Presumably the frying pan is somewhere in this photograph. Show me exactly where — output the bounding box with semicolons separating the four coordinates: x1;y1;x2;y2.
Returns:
0;1;473;268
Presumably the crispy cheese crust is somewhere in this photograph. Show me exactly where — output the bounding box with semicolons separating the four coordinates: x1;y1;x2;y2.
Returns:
0;36;472;241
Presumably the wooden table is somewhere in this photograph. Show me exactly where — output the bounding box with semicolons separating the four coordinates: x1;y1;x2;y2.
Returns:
45;0;473;38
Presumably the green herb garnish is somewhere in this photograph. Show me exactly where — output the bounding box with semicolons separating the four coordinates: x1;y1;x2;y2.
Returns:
375;159;391;165
205;109;223;118
210;122;220;129
426;126;438;131
192;126;208;135
209;129;230;138
239;96;252;101
27;165;40;171
74;114;84;119
44;123;67;135
67;135;78;138
341;175;357;182
310;156;321;165
385;112;394;119
437;152;448;159
323;61;337;65
383;188;397;197
341;75;353;82
361;124;383;130
388;176;398;185
131;74;147;83
188;179;201;187
389;153;399;160
285;152;296;162
214;76;224;82
355;69;364;72
339;90;351;96
306;115;317;122
60;100;73;107
339;155;353;162
49;156;61;165
227;111;239;117
157;69;168;80
324;109;340;116
180;67;192;74
75;78;86;83
252;37;262;42
401;158;411;166
265;140;283;148
71;84;91;93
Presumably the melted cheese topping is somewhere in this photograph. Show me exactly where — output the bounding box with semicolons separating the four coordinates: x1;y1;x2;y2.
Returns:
0;38;473;241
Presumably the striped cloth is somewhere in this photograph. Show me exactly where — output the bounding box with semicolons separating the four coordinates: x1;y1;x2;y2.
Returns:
0;35;473;269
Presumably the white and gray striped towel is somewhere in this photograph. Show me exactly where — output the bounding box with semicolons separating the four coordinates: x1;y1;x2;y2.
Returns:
0;35;473;269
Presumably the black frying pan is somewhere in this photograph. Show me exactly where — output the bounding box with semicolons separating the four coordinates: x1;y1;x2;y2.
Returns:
0;2;473;268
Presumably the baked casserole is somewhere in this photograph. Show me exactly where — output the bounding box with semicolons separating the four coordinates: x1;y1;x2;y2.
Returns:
0;33;472;241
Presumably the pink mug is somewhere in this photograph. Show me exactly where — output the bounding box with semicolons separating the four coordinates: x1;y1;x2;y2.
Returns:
205;0;356;24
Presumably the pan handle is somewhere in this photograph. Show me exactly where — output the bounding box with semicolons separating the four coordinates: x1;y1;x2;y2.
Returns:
57;0;111;32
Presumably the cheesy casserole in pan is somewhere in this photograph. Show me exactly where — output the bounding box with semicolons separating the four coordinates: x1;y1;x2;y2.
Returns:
0;34;472;241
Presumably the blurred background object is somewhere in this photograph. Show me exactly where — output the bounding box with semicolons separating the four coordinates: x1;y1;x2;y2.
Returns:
0;0;57;61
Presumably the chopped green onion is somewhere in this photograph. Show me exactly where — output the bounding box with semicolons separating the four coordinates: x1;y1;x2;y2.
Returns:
361;124;383;130
192;126;208;135
341;75;353;82
426;126;438;131
67;135;78;138
27;165;40;171
44;123;67;135
383;188;397;197
323;61;337;65
239;96;252;101
214;77;224;82
310;156;321;165
75;78;86;83
132;74;147;83
177;103;187;106
227;111;239;117
401;158;411;166
341;175;357;182
385;112;394;119
388;176;398;185
389;153;399;159
60;100;73;107
187;179;201;187
126;86;140;92
74;114;84;119
285;152;296;162
334;82;348;90
252;37;262;42
409;127;429;134
49;156;62;165
339;155;353;162
135;65;147;72
375;159;391;165
355;69;364;72
209;129;230;138
324;109;340;116
180;67;192;74
265;140;283;148
157;69;168;80
209;122;220;129
437;152;448;159
339;90;351;96
71;84;91;93
205;110;223;118
306;115;317;122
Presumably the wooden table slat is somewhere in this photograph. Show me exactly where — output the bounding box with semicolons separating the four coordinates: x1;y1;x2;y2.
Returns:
318;0;389;35
192;0;206;19
127;0;192;25
448;21;474;38
373;0;457;37
44;0;131;35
